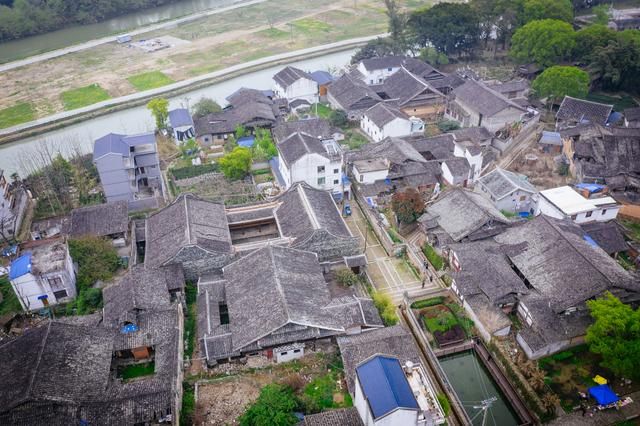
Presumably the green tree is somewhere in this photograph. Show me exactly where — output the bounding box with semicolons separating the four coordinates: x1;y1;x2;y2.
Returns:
592;4;610;25
351;37;399;64
239;384;298;426
68;236;120;292
219;146;252;180
384;0;407;52
588;30;640;92
419;47;449;66
532;66;590;109
521;0;573;24
192;97;221;118
147;97;169;130
574;24;616;60
510;19;576;67
253;128;277;161
586;292;640;380
408;3;480;56
329;109;348;128
234;124;248;139
391;188;424;224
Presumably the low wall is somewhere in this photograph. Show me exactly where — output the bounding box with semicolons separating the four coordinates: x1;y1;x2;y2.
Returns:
492;115;541;154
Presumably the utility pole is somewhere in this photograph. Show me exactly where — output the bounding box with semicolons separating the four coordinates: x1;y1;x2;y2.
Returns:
472;397;497;426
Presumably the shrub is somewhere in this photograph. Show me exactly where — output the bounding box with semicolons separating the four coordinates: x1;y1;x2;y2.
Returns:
336;268;359;287
387;228;403;244
411;297;444;309
437;392;451;416
329;109;348;128
239;384;299;426
437;120;460;132
422;243;444;271
69;236;119;292
171;163;219;180
372;291;398;326
219;147;252;180
181;382;195;426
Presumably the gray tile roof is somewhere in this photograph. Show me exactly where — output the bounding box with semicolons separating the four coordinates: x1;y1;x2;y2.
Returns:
575;133;640;182
351;137;427;165
406;134;455;160
278;132;338;167
364;102;409;127
223;245;343;351
624;106;640;122
424;188;510;241
380;67;444;107
494;215;637;313
145;193;232;268
169;108;193;128
452;80;526;117
487;79;529;94
443;157;470;178
273;118;333;143
194;101;277;137
327;72;381;111
451;126;493;146
337;325;421;394
69;201;128;237
477;168;537;201
93;132;156;160
299;407;363;426
274;66;314;88
580;221;629;255
360;55;405;71
556;96;613;126
275;183;351;240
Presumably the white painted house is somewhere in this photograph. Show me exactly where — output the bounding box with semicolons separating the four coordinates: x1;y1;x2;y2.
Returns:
352;159;389;184
361;103;423;142
9;239;77;311
357;56;405;85
277;132;345;196
273;66;318;104
168;108;195;143
536;186;620;223
452;140;483;182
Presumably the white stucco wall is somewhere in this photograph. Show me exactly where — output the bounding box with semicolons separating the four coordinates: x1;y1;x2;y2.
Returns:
275;78;318;104
536;197;620;223
280;152;343;192
357;63;400;85
353;166;388;184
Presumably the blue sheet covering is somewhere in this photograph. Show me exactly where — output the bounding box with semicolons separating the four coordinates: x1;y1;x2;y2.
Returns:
589;385;619;406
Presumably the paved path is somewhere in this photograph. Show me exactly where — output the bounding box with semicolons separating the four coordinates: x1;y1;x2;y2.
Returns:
344;201;438;303
0;0;267;73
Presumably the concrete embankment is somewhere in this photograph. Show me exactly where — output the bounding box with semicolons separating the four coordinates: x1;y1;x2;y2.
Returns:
0;35;384;145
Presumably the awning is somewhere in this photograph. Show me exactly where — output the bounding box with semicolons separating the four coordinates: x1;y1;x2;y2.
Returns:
589;385;619;406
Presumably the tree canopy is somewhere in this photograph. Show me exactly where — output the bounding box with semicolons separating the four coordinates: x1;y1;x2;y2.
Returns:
532;66;590;106
239;384;299;426
587;30;640;92
586;292;640;380
408;3;479;56
350;37;400;64
147;98;169;130
192;97;221;118
510;19;576;67
574;24;616;60
521;0;573;24
219;147;252;180
391;188;424;224
253;128;277;161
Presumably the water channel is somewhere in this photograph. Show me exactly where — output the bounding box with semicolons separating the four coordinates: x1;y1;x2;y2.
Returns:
439;350;520;426
0;0;242;63
0;49;355;175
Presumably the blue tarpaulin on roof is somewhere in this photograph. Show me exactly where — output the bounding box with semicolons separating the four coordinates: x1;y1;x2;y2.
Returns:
121;323;139;334
583;234;600;248
575;183;605;193
9;253;32;280
589;385;619;406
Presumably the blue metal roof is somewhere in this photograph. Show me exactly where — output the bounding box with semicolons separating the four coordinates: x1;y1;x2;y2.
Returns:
237;136;255;148
169;108;194;128
310;70;334;85
356;355;419;419
9;253;32;280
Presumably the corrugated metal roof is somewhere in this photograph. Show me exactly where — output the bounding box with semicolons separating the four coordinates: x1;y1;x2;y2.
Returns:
9;252;32;279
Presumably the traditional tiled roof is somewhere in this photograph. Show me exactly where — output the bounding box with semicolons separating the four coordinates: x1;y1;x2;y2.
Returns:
360;56;405;71
194;101;276;136
451;126;493;146
487;79;529;94
93;132;156;160
380;67;444;106
574;133;640;182
556;96;613;126
145;194;232;268
69;201;128;237
580;222;629;255
327;73;381;111
624;106;640;122
299;407;363;426
277;132;339;167
406;134;455;160
477;168;537;201
273;118;333;143
274;66;314;88
364;102;409;127
443;157;470;179
452;80;526;117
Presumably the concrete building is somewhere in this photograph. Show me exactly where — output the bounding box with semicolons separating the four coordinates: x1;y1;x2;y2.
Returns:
9;239;76;311
475;168;538;214
357;56;405;85
536;186;619;224
93;132;164;210
273;66;319;105
361;103;422;142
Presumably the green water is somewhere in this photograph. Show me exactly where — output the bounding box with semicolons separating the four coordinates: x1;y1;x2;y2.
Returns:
439;350;520;426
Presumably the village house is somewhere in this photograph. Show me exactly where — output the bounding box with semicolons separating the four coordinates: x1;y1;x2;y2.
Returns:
536;185;620;224
450;126;494;148
169;108;195;143
447;216;639;359
357;56;405;85
538;131;563;153
310;70;334;98
580;221;630;259
0;169;30;239
273;66;319;105
418;187;512;249
475;167;538;214
93;132;164;210
555;96;613;130
8;238;76;311
197;245;382;366
30;216;69;241
487;79;530;100
327;71;382;120
275;131;346;197
441;158;471;187
360;102;423;142
624;106;640;127
446;79;527;133
68;201;129;241
272;117;340;143
0;264;184;425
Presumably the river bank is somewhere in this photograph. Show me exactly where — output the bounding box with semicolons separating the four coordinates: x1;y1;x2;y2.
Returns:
0;0;409;130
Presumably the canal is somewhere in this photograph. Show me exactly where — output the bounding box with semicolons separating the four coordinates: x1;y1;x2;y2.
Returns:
0;49;355;175
439;350;520;426
0;0;241;63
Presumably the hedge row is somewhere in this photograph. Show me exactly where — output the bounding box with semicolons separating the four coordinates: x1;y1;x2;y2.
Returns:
171;163;219;180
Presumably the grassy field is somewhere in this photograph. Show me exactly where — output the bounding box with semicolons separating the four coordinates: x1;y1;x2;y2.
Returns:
0;102;34;129
127;71;175;91
0;276;22;315
61;84;111;110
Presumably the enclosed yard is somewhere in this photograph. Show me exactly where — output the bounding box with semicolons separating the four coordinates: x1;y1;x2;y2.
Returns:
414;296;474;346
173;172;261;206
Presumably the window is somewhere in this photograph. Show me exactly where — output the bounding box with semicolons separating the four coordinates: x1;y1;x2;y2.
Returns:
387;67;392;71
317;177;326;185
53;289;68;299
317;166;325;173
281;351;288;356
293;349;301;353
378;78;383;83
571;214;577;220
586;211;593;218
219;303;230;325
519;195;526;201
359;174;364;182
204;137;210;142
333;168;339;174
47;276;63;289
333;179;339;185
601;209;607;215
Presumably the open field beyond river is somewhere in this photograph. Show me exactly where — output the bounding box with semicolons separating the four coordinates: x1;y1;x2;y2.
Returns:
0;0;430;128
